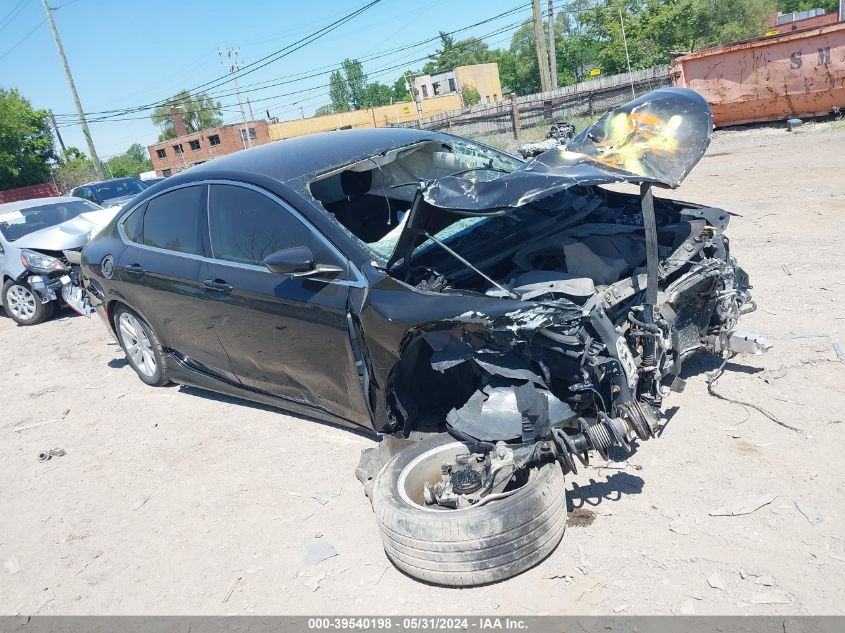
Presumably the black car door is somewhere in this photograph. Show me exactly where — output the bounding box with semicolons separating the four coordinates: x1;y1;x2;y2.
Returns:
199;182;367;423
115;184;238;382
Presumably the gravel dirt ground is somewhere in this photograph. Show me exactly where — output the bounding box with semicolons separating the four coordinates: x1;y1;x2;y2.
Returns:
1;123;844;616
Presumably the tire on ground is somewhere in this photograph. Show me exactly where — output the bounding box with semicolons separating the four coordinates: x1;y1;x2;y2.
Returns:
371;433;567;586
2;280;54;326
113;305;170;387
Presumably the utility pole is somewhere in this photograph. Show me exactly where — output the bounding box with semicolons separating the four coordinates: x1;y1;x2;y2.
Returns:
246;98;255;121
618;7;636;98
531;0;551;93
218;48;252;148
48;109;66;153
840;0;844;22
41;0;103;179
547;0;557;90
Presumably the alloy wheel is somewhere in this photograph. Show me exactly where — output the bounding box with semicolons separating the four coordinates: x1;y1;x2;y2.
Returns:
118;312;157;377
6;285;37;321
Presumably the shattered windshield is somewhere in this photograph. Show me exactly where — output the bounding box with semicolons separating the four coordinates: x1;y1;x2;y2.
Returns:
0;200;101;242
312;138;522;263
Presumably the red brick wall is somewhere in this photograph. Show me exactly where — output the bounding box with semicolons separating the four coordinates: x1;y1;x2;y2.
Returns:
147;121;271;176
0;181;60;203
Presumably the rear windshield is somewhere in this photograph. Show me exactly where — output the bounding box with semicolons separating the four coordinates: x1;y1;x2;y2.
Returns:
92;179;146;202
0;200;101;242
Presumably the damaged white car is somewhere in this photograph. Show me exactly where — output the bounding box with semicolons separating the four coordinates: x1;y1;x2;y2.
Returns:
0;197;121;325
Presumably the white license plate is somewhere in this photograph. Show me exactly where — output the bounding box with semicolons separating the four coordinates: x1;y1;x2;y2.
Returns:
60;275;71;285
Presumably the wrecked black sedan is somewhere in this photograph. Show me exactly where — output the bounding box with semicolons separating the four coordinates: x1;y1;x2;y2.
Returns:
81;88;767;586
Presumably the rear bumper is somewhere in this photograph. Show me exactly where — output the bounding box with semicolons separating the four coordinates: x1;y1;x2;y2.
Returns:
83;277;118;342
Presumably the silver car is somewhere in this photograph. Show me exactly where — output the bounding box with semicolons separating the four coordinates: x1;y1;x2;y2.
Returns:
0;196;119;325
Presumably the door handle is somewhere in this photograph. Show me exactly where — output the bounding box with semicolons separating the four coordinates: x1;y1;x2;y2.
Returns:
203;279;233;293
123;263;146;275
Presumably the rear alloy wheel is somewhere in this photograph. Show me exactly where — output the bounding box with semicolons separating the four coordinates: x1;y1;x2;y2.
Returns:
114;307;169;386
2;280;54;326
371;433;567;586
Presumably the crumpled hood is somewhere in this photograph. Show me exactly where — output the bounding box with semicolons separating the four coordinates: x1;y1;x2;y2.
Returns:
13;206;123;251
422;87;713;212
387;88;712;267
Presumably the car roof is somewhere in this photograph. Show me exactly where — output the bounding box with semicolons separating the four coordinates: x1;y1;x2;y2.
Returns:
0;196;84;213
74;176;140;188
186;127;452;184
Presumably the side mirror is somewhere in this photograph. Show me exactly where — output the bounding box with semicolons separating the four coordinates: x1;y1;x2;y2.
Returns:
264;246;343;279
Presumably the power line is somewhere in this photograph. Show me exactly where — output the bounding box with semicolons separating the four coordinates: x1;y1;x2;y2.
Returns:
0;0;90;63
0;0;30;34
55;12;530;129
53;1;531;123
0;18;44;62
53;0;385;124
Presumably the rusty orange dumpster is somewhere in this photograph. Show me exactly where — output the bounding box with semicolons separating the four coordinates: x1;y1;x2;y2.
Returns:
671;21;845;127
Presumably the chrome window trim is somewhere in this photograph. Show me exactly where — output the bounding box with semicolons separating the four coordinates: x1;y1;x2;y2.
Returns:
116;179;366;288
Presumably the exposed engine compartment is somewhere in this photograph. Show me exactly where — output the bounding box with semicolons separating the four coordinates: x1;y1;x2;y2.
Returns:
380;185;761;482
312;88;766;509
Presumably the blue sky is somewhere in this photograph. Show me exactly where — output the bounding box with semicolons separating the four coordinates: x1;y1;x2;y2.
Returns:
0;0;533;158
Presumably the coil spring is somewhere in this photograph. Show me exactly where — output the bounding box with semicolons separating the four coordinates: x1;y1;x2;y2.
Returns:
583;418;613;459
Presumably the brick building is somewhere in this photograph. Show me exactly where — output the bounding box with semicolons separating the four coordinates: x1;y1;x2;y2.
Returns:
147;109;271;176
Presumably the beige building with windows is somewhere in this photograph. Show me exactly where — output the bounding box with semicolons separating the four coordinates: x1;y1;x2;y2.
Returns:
413;63;502;105
267;93;462;141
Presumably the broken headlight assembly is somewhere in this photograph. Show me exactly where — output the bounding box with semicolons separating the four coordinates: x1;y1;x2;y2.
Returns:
20;249;68;275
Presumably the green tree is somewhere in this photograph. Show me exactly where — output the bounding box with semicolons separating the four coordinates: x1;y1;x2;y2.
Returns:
462;84;481;106
363;82;394;108
497;21;542;94
104;143;153;178
423;32;494;74
329;60;401;112
778;0;836;11
151;90;223;141
578;0;776;74
0;88;56;190
314;104;334;117
392;75;413;102
52;147;96;193
555;1;601;84
329;70;350;112
341;58;368;110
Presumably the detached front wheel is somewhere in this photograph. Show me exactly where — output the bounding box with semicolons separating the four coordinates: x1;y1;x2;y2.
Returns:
371;433;567;586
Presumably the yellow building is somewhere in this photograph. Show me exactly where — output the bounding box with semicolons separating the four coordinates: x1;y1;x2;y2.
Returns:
413;63;502;104
268;94;462;141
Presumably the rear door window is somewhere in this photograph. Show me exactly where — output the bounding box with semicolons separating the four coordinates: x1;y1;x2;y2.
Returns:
122;204;145;242
142;185;205;255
